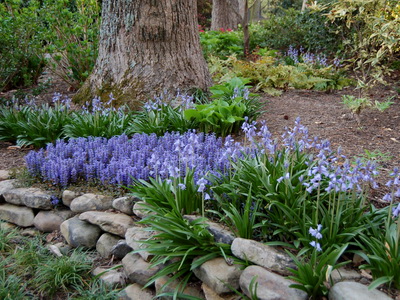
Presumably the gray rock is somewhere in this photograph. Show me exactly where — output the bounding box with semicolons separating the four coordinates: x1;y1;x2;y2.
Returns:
132;201;151;219
119;283;155;300
201;284;226;300
53;242;72;255
21;228;40;237
155;276;205;299
0;170;11;181
70;193;113;212
111;240;133;260
0;203;34;227
125;226;153;261
240;265;308;300
122;253;161;287
329;281;392;300
96;233;121;258
0;179;18;199
92;267;126;287
3;187;53;209
184;215;235;244
330;267;362;284
231;238;295;276
60;217;102;248
193;257;242;294
62;190;82;207
33;209;75;232
79;211;135;237
113;196;135;215
47;244;63;257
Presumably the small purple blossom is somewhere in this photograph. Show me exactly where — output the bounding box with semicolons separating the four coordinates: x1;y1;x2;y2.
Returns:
197;177;208;193
310;240;322;252
392;203;400;218
178;183;186;190
50;195;60;206
383;193;392;202
309;225;323;240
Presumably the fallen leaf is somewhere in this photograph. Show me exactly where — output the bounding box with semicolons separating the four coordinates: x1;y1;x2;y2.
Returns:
360;269;373;280
315;121;324;124
390;138;399;143
7;146;21;150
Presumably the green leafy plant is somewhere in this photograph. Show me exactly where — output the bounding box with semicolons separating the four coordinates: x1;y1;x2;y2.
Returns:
129;98;198;136
200;29;244;59
249;8;342;53
70;279;120;299
354;174;400;290
374;97;394;112
40;0;100;89
326;0;400;97
34;248;92;297
184;98;246;137
355;149;392;165
136;203;231;297
64;109;133;139
0;223;20;253
212;146;314;243
287;243;349;299
129;170;204;215
342;95;394;124
210;186;264;239
16;103;72;147
0;99;72;147
211;55;351;96
0;0;46;91
0;258;28;300
355;218;400;290
210;77;263;122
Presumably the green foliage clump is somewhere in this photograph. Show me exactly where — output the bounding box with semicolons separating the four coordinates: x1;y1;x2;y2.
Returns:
184;78;262;137
128;189;231;297
200;29;244;59
0;100;71;147
326;0;400;94
342;94;394;124
250;8;342;54
210;55;351;96
41;0;100;90
0;0;46;92
128;94;198;136
0;223;118;298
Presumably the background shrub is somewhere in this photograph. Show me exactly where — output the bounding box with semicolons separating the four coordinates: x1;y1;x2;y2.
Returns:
40;0;101;90
250;8;342;54
0;0;46;92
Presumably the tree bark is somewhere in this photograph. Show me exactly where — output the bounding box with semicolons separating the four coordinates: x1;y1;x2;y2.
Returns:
74;0;212;109
243;0;250;57
210;0;242;31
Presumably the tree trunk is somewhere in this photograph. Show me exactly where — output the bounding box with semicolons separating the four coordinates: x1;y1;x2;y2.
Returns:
210;0;242;31
243;0;250;57
74;0;212;109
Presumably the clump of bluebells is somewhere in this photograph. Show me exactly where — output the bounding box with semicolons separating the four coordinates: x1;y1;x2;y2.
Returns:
213;117;383;247
284;45;341;68
25;131;244;188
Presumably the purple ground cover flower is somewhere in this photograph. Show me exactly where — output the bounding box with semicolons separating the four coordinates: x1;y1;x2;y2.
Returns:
25;131;244;187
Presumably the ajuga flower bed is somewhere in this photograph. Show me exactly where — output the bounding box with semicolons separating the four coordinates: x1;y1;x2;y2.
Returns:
25;131;244;188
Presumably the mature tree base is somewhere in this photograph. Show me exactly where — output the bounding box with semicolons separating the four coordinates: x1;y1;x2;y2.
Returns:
74;0;211;110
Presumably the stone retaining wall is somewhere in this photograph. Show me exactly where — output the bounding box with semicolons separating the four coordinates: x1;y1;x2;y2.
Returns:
0;178;393;300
